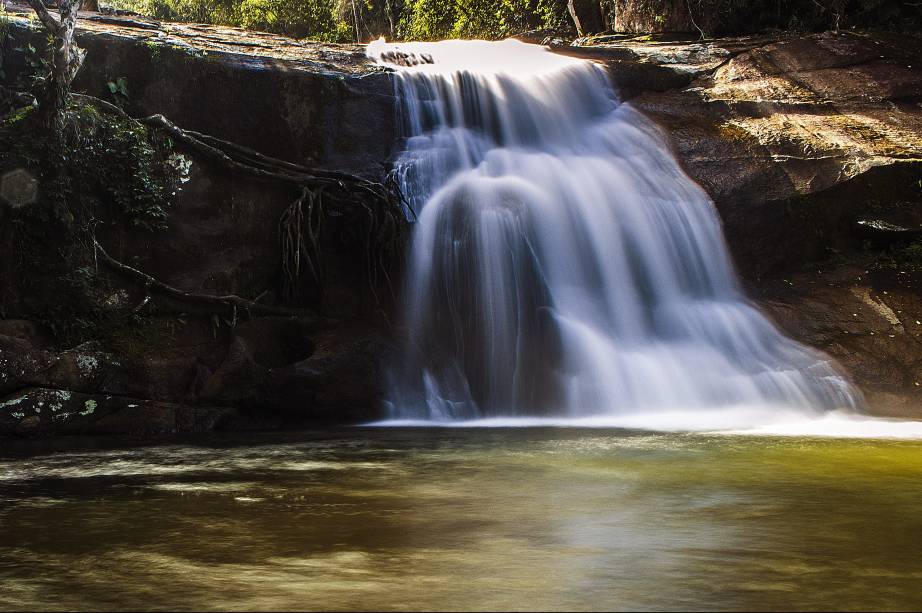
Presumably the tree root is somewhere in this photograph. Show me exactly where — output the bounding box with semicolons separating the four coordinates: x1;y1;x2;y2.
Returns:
93;239;317;320
69;94;407;307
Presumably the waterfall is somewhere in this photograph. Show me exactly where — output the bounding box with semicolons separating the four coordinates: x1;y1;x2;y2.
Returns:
368;38;860;423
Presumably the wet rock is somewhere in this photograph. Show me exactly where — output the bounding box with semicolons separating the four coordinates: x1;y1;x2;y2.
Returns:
39;345;127;394
755;260;922;418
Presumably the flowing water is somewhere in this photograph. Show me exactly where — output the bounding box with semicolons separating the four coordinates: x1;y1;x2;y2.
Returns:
4;40;922;612
2;429;922;611
368;39;860;423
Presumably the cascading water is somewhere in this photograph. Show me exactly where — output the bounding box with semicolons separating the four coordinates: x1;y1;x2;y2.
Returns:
368;38;861;425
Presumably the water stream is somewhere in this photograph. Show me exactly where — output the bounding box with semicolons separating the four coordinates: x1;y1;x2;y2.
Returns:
367;39;860;424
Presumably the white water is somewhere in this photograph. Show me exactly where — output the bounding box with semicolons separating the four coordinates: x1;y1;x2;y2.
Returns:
368;38;865;428
369;410;922;440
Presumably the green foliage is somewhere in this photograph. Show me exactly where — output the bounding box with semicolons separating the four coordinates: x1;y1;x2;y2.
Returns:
662;0;920;35
100;0;920;41
897;240;922;264
234;0;343;38
10;38;51;93
103;0;574;41
107;76;130;98
63;104;178;230
0;5;9;49
397;0;456;39
106;0;352;40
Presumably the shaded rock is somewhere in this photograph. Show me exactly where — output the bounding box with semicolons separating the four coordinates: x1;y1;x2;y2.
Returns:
2;11;395;322
0;333;55;396
265;325;391;422
197;335;264;407
1;8;394;173
568;0;605;36
855;219;922;247
235;316;317;368
0;320;53;349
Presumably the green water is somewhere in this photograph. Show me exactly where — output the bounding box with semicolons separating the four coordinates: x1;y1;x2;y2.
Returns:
1;428;921;611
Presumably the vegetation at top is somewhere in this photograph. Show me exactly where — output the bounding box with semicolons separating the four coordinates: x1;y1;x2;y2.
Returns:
101;0;572;41
98;0;921;42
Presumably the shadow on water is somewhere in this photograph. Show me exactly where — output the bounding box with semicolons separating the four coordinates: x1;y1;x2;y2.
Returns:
1;427;921;611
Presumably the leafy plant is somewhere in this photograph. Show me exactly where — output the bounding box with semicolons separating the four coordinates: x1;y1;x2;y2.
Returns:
107;76;130;99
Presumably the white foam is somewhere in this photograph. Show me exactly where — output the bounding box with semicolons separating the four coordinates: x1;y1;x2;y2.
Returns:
367;408;922;440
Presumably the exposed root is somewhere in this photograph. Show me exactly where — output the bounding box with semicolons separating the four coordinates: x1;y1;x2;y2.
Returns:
69;94;408;307
93;239;316;319
280;186;325;302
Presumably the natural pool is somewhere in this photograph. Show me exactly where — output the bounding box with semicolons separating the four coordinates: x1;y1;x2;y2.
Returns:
1;428;921;611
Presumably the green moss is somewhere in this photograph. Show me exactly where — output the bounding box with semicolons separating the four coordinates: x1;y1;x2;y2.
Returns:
1;105;34;127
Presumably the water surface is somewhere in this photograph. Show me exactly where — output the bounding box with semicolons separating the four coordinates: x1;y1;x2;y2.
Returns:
1;428;921;611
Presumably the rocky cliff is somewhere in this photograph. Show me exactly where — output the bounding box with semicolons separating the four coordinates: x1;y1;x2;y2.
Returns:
1;7;921;437
0;7;399;437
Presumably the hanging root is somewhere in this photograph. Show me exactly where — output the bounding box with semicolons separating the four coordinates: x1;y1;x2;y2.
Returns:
137;113;407;306
279;187;326;302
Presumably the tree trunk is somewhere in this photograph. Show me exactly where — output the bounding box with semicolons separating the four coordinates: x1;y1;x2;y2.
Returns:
27;0;86;137
80;0;99;11
568;0;604;36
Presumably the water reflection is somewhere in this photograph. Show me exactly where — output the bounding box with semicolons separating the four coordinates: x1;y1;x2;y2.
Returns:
1;429;921;610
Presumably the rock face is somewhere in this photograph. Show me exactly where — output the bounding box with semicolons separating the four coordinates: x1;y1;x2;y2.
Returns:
2;6;922;434
0;8;398;437
613;0;696;34
566;31;922;415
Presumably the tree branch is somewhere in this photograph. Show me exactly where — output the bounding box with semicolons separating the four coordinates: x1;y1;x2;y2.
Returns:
26;0;62;36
